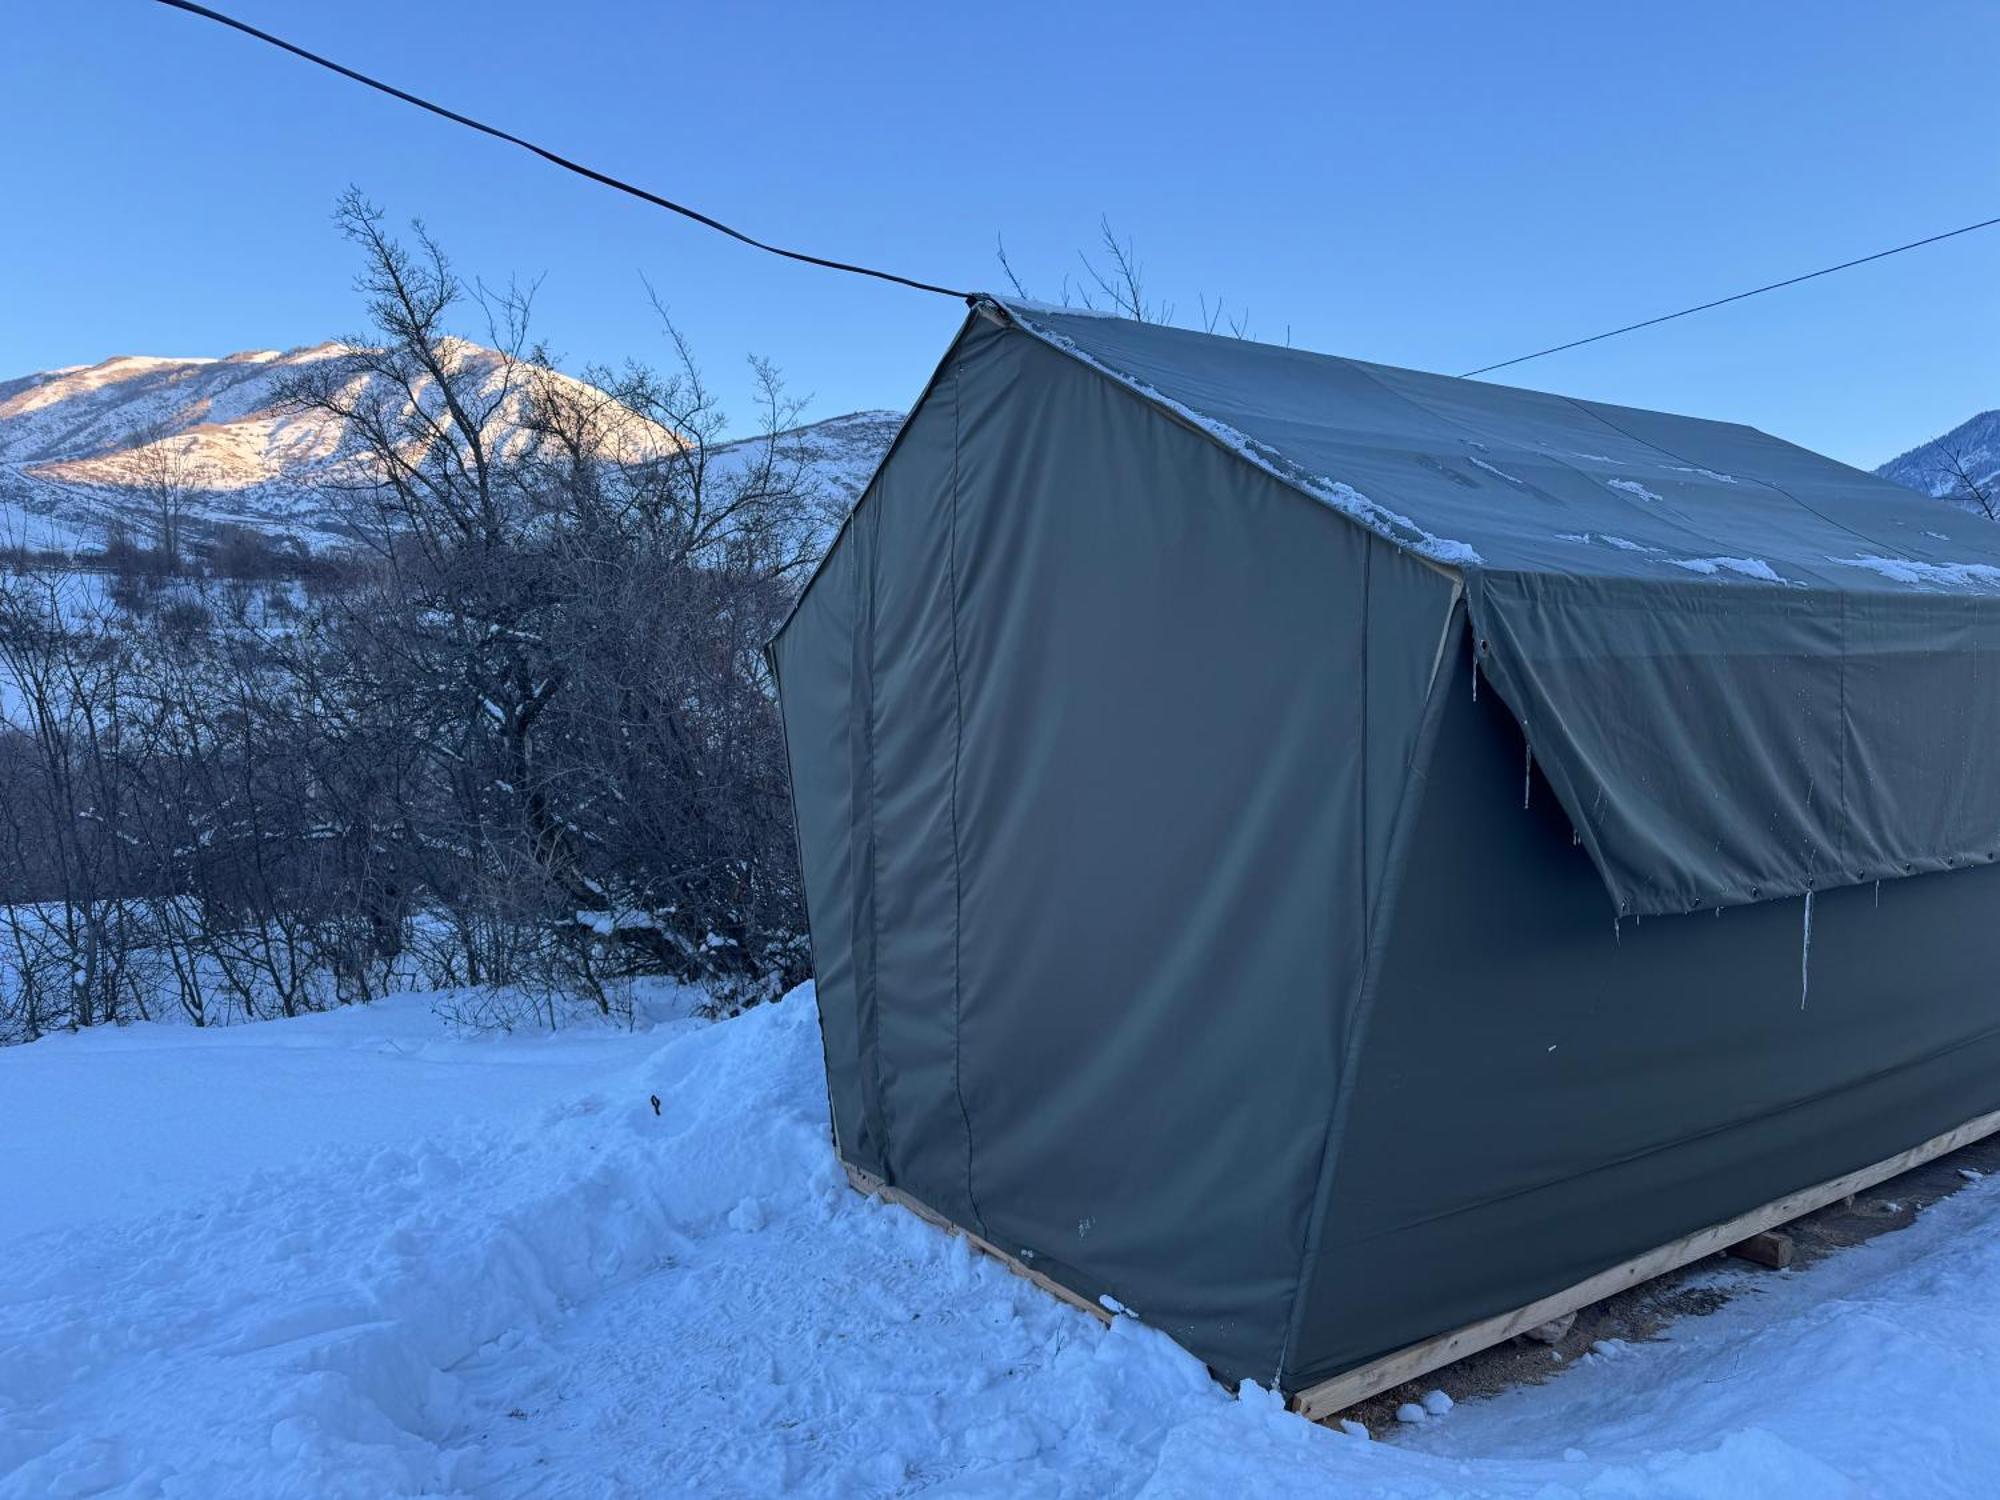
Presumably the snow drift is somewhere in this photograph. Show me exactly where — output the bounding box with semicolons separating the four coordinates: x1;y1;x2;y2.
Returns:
5;987;2000;1497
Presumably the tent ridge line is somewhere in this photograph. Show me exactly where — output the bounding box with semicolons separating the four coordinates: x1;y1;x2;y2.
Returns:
984;301;1466;585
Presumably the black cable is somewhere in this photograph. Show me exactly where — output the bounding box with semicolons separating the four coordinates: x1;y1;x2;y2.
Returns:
149;0;977;302
1460;214;2000;378
146;2;2000;362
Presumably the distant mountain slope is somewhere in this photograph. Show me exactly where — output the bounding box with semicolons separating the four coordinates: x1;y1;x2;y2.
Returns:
0;343;900;552
725;407;902;518
1876;410;2000;514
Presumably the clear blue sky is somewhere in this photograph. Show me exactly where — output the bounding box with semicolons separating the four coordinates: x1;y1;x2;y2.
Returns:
3;1;1994;467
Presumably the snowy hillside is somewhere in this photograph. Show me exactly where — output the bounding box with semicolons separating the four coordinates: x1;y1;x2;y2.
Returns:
746;406;902;512
0;344;899;551
9;984;2000;1496
1876;409;2000;510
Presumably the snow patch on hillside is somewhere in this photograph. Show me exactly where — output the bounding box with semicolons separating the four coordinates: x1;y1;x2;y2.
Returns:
1877;410;2000;511
0;344;900;550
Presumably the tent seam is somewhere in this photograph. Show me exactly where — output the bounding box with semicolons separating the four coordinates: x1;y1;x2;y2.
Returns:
1838;592;1849;880
869;510;894;1169
1556;396;1889;571
1275;589;1466;1388
855;502;892;1174
946;360;986;1237
1337;362;1739;559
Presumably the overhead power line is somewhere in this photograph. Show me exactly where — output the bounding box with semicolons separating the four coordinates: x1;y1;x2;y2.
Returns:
147;1;2000;371
149;0;976;301
1459;214;2000;378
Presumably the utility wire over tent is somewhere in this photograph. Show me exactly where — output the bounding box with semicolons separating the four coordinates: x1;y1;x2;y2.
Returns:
767;298;2000;1408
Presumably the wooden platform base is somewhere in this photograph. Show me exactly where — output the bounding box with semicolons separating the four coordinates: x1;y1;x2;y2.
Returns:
843;1163;1113;1328
1726;1229;1795;1269
1289;1104;2000;1421
844;1106;2000;1426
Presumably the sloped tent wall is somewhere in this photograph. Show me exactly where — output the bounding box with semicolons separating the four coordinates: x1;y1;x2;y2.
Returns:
1288;642;2000;1387
769;314;1458;1384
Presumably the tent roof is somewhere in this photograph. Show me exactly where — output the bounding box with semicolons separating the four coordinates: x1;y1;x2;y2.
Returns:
1000;300;2000;594
998;300;2000;919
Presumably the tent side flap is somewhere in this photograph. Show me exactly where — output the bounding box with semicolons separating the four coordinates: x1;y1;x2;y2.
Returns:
1467;569;2000;917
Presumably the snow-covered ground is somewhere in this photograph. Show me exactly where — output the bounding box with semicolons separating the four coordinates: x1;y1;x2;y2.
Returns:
5;985;2000;1498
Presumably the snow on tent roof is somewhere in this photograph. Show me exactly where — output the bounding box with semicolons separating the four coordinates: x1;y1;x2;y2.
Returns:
1002;300;2000;590
999;300;2000;919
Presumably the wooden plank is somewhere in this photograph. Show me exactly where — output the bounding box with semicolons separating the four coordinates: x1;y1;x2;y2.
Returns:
843;1163;1113;1328
1727;1230;1795;1269
1290;1105;2000;1422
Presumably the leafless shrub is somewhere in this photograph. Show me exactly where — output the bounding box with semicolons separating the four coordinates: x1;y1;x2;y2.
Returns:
0;194;821;1042
128;423;208;574
999;219;1270;341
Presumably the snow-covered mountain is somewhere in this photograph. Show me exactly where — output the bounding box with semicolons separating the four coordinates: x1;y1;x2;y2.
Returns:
753;406;902;513
1876;410;2000;513
0;343;900;552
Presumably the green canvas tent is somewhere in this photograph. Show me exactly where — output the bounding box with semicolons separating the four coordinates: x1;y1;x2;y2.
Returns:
766;298;2000;1405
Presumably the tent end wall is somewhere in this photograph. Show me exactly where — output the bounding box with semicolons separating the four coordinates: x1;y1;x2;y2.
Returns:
776;318;1470;1385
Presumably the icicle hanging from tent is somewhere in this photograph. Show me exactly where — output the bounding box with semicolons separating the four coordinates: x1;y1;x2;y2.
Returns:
1799;889;1815;1010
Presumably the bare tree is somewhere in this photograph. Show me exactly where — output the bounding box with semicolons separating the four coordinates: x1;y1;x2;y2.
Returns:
998;218;1266;339
128;424;206;574
1925;436;1997;521
1075;216;1169;322
0;192;828;1043
0;566;154;1036
998;218;1170;321
273;193;820;1018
